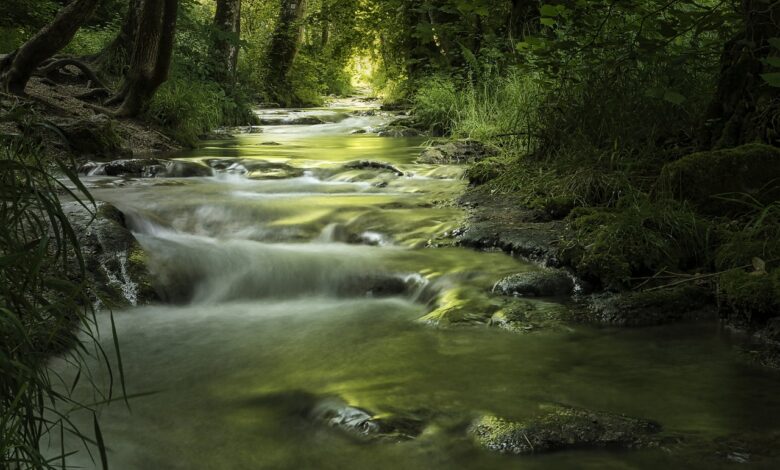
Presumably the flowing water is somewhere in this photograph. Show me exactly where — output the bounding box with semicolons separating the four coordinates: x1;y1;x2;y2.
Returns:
51;100;780;469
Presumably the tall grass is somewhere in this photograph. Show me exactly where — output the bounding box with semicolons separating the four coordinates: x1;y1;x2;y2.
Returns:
144;78;256;146
1;132;118;468
412;71;543;144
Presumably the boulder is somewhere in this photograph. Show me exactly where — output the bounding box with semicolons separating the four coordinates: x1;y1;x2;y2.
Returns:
661;144;780;215
79;158;213;178
419;139;499;164
494;269;574;297
469;404;662;455
57;114;124;156
65;202;158;307
343;160;404;176
578;285;715;327
377;126;421;137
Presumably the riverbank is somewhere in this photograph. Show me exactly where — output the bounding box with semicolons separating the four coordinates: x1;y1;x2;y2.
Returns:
0;76;182;161
433;138;780;370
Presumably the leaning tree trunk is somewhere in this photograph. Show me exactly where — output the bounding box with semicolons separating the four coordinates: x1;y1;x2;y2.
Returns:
0;0;100;94
92;0;142;75
266;0;307;100
113;0;178;117
703;0;780;148
213;0;242;85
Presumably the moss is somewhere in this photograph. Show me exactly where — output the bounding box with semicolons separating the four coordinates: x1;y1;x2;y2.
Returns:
661;144;780;216
719;269;780;327
465;157;509;185
561;199;709;290
419;286;501;325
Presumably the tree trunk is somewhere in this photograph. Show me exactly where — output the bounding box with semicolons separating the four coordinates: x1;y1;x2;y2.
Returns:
113;0;178;117
703;0;780;148
213;0;242;85
266;0;307;99
0;0;100;94
92;0;142;75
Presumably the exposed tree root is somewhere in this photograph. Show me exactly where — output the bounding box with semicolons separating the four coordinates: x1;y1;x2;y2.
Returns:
34;58;107;90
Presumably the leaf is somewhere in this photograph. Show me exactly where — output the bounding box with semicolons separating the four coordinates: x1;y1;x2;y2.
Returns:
752;257;767;274
540;4;559;17
94;414;109;470
540;17;556;26
764;57;780;68
761;72;780;87
769;37;780;50
663;90;686;105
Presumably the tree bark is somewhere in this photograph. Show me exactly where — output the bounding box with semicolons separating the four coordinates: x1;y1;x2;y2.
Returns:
92;0;142;75
113;0;178;117
266;0;307;98
213;0;242;85
703;0;780;148
0;0;100;94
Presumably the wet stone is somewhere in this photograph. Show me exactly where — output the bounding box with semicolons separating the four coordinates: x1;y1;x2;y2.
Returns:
310;397;425;443
469;404;662;456
495;269;574;297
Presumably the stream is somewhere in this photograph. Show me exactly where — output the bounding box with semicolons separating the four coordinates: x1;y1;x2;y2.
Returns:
51;99;780;469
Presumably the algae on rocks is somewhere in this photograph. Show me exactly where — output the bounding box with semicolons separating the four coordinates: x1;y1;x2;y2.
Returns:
469;404;663;455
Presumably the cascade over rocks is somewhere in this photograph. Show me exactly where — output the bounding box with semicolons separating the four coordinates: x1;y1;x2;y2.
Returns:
79;158;213;178
64;201;157;306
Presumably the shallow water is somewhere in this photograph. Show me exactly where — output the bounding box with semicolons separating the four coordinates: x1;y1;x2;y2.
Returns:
51;100;780;469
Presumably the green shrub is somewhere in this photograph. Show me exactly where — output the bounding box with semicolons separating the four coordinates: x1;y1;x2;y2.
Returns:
145;79;229;146
1;134;117;467
412;75;459;134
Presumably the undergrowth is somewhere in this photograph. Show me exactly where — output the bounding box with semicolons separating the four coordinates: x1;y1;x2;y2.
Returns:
1;133;121;468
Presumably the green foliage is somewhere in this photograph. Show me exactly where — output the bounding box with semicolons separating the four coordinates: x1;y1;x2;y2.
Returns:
661;144;780;216
0;133;117;468
412;75;458;134
64;24;118;57
719;269;780;326
561;197;710;290
145;79;234;146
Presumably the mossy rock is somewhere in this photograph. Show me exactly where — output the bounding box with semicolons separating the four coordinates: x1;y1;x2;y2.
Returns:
660;144;780;216
465;157;509;185
719;269;780;327
58;114;123;156
578;286;715;327
469;404;662;455
490;298;569;333
494;269;574;298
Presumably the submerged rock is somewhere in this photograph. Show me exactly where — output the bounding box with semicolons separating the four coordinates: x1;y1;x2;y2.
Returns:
419;139;498;164
577;285;715;327
258;116;325;126
489;298;569;333
343;160;404;176
469;404;662;455
495;269;574;297
310;397;425;443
